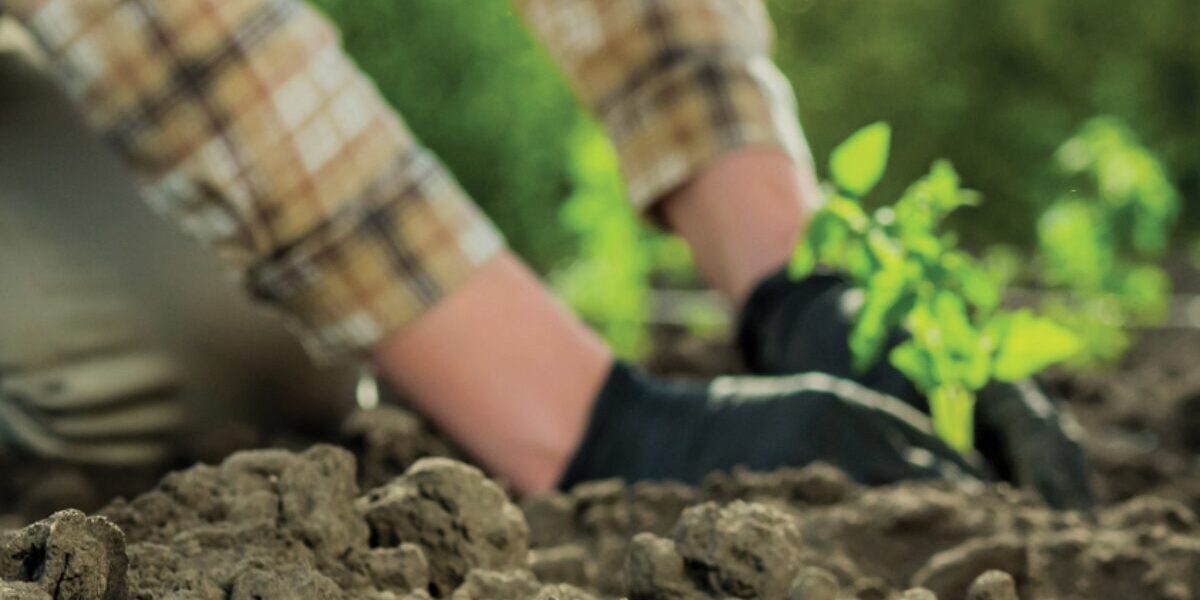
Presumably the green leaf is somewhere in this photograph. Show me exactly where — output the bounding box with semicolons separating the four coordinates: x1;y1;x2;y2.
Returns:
890;342;936;392
980;245;1022;289
867;228;904;270
807;211;852;267
942;251;1001;315
1037;198;1111;291
830;122;892;197
928;292;991;390
1117;265;1171;324
849;266;911;372
826;196;872;233
789;240;816;279
991;310;1083;381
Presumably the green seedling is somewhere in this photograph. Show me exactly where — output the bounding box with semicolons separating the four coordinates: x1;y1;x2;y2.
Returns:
791;123;1081;452
554;121;652;359
553;120;700;359
1037;117;1179;365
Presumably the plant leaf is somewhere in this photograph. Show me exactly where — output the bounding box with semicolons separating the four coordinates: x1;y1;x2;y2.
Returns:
891;341;936;392
789;240;816;279
850;265;912;372
830;122;892;197
991;310;1083;381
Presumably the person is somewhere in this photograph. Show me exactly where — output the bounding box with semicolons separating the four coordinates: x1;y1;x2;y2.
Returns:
0;0;1092;508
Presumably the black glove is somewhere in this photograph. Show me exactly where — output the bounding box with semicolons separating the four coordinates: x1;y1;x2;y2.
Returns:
737;268;1095;510
559;362;985;490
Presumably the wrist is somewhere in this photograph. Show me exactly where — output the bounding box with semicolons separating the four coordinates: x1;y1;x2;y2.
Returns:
661;147;821;309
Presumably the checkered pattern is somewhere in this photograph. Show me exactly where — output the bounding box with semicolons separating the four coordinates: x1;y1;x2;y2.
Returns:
514;0;813;213
2;0;809;358
2;0;504;359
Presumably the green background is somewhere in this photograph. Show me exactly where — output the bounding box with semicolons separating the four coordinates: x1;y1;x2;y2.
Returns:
309;0;1197;355
310;0;1197;266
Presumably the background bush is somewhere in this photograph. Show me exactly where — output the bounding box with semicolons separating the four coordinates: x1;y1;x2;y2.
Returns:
310;0;587;273
310;0;1197;354
311;0;1196;263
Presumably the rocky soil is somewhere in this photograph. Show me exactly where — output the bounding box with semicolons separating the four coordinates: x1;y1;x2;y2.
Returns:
4;441;1200;599
3;333;1200;599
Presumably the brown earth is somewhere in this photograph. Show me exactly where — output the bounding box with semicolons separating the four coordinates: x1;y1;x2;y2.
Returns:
3;329;1200;599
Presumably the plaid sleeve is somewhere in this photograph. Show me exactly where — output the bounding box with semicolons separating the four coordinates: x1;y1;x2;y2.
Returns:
2;0;504;360
514;0;813;214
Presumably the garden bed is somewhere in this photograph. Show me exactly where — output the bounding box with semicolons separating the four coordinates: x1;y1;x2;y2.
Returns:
3;329;1200;598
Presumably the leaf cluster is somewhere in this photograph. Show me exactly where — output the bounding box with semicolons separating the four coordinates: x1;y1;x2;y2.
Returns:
551;121;697;359
1037;117;1180;364
791;124;1080;451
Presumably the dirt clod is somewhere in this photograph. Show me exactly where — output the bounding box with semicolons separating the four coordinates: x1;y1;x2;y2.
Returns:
529;544;594;588
624;532;701;599
899;589;939;600
358;457;530;596
0;580;51;599
449;569;540;599
341;406;459;489
787;566;840;600
911;536;1027;599
967;570;1019;600
674;500;804;598
0;509;127;600
363;543;430;592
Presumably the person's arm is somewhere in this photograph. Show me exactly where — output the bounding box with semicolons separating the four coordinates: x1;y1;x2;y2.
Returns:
512;0;1093;509
1;0;504;361
512;0;822;306
1;0;610;490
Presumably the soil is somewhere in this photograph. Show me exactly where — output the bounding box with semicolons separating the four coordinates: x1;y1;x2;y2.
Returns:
2;329;1200;599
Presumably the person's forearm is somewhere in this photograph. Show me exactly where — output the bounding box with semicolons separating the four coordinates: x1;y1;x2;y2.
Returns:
661;147;821;309
370;252;613;495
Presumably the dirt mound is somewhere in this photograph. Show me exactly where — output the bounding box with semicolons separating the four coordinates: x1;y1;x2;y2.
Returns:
523;465;1200;599
0;446;582;599
5;332;1200;599
4;443;1200;599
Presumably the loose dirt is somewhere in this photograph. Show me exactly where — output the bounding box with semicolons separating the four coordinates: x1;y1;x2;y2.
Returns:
5;439;1200;599
4;330;1200;598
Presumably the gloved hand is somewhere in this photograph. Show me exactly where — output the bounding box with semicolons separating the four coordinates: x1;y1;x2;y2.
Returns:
0;353;185;465
0;230;184;465
0;57;361;465
559;362;986;490
0;200;361;466
737;269;1094;510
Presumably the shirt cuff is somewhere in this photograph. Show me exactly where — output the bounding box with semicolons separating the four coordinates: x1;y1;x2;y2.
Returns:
246;151;504;361
602;54;814;215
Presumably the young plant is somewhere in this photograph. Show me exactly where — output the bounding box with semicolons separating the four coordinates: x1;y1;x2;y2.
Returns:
552;119;701;358
553;121;653;359
790;123;1081;452
1037;117;1179;365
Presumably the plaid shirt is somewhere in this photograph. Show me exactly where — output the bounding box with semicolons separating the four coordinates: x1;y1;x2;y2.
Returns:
2;0;809;359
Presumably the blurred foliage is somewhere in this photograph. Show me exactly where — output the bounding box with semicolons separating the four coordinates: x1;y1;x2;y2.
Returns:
793;117;1179;449
311;0;1197;270
310;0;693;354
551;121;695;359
309;0;1195;354
1036;118;1179;365
550;121;653;359
771;0;1198;248
308;0;583;273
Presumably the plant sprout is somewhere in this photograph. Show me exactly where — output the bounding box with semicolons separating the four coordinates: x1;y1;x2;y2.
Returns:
791;123;1081;452
1037;117;1179;365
